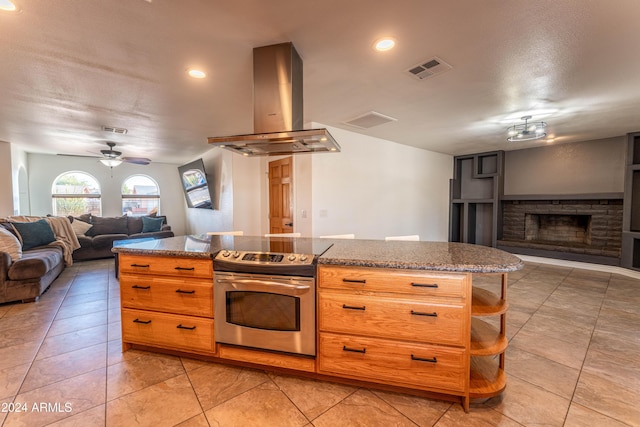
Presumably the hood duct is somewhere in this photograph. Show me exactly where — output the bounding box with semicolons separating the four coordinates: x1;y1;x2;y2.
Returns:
208;43;340;156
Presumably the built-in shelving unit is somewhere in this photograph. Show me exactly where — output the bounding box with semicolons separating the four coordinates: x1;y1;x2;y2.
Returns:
450;151;504;247
622;132;640;271
469;273;508;399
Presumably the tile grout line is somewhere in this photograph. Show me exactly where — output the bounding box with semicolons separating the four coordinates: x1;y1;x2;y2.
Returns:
2;267;77;426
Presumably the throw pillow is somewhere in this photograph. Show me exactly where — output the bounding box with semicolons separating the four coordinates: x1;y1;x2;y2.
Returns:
0;226;22;261
70;219;92;236
85;216;129;237
11;219;56;251
141;216;164;233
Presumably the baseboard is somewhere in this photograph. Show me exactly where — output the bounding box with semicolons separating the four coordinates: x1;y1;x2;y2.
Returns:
516;254;640;280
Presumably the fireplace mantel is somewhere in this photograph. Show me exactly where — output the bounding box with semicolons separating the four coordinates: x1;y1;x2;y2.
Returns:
502;193;624;201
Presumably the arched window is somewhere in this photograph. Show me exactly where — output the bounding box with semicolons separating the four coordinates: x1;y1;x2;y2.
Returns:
122;175;160;216
52;171;102;216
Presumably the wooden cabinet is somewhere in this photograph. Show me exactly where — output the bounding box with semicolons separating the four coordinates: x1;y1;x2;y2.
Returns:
317;265;472;410
119;254;216;356
116;252;512;411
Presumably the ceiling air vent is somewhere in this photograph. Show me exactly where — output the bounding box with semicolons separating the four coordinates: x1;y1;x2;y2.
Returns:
343;111;397;129
407;56;452;80
102;126;128;135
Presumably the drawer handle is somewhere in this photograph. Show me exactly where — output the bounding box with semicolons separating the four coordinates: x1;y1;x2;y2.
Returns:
130;264;150;268
342;278;366;284
175;289;196;294
131;285;151;290
410;310;438;317
175;267;196;271
133;318;152;324
411;282;438;288
342;304;366;311
177;324;196;330
411;355;437;363
342;345;366;354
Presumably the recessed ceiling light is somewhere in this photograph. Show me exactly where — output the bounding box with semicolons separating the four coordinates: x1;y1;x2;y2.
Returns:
0;0;18;12
187;69;206;79
373;37;396;52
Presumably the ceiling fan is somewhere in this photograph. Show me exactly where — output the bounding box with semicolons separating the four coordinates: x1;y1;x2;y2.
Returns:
98;142;151;166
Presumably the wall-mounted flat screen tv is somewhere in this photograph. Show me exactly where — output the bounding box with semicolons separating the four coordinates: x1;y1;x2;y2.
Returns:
178;159;214;209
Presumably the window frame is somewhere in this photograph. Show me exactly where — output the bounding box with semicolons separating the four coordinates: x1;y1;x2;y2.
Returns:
121;174;161;216
51;171;102;217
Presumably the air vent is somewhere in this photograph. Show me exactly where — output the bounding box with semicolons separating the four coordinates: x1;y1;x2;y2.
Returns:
406;56;452;80
343;111;397;129
102;126;128;135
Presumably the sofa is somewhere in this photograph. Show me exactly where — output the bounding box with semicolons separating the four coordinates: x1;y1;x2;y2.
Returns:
71;214;174;261
0;246;64;304
0;217;72;304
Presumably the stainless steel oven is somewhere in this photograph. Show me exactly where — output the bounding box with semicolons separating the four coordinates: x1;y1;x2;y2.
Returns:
214;271;315;355
212;239;332;356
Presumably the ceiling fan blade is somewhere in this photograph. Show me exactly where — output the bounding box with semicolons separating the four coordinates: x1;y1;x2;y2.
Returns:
122;157;151;165
56;153;101;159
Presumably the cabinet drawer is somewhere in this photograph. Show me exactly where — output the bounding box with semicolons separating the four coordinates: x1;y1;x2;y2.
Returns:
119;255;213;279
122;308;214;353
318;332;467;393
120;274;213;317
318;292;467;346
318;266;469;298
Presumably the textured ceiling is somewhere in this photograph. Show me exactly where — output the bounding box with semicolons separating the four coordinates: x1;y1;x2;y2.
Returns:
1;0;640;164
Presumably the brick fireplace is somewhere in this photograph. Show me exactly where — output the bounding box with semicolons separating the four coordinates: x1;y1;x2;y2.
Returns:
498;198;623;264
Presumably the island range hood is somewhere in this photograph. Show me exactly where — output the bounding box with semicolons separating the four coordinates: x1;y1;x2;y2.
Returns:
207;43;340;156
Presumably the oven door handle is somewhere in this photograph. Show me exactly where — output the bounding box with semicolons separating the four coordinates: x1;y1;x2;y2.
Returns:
216;278;311;294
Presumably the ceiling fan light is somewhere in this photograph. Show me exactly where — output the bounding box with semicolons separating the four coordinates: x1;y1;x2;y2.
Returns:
100;158;123;167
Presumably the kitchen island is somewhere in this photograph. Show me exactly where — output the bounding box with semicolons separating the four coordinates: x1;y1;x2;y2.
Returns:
113;235;522;411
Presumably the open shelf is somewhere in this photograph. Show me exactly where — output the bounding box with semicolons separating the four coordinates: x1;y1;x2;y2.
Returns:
470;318;508;356
471;287;508;316
469;356;507;399
449;151;503;248
623;132;640;269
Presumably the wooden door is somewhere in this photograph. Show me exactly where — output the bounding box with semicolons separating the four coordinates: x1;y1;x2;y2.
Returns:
269;157;294;234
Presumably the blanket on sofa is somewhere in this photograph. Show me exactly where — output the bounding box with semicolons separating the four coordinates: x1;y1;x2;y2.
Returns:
2;216;80;266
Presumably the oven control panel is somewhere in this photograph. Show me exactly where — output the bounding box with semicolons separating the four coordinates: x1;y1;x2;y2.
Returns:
214;250;314;265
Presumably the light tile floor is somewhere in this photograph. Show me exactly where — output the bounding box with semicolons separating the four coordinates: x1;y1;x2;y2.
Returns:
0;259;639;426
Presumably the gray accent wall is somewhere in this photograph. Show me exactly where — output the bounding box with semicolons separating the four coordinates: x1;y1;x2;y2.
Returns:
504;136;626;195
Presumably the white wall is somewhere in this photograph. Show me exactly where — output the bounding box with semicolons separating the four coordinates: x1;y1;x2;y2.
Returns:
504;136;626;195
10;144;29;215
183;148;233;235
231;154;262;236
27;153;187;235
310;125;453;241
182;147;263;236
227;125;453;241
0;142;14;216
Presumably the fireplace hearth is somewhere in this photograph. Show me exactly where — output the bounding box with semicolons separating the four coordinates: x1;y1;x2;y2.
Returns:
498;198;623;265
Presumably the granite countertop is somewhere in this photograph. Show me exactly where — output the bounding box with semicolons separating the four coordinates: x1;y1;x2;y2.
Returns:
318;239;523;273
112;234;220;259
112;235;524;273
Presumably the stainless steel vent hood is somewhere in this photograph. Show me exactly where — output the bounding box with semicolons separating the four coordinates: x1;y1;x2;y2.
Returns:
208;43;340;156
